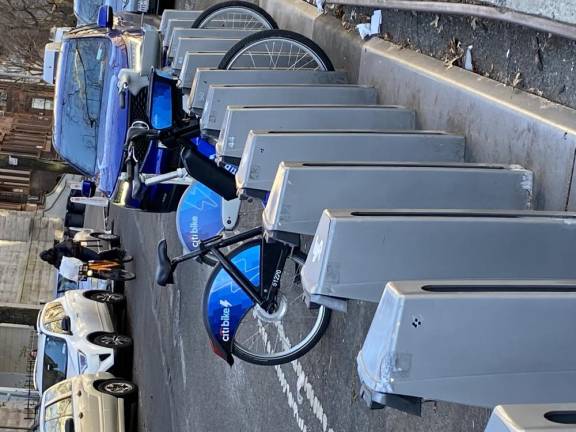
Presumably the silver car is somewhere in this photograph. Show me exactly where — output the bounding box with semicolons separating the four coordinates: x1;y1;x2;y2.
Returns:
39;372;137;432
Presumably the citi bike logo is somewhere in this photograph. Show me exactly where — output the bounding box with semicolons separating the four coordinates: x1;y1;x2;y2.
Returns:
219;299;232;342
189;215;200;248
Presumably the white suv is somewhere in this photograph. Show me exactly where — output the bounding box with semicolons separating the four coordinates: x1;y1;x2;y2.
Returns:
39;372;137;432
35;290;132;394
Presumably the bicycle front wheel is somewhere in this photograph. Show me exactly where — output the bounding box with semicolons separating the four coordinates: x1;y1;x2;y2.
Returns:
218;30;334;71
203;240;331;366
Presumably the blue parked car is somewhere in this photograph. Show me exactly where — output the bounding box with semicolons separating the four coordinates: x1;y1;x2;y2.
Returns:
52;8;185;212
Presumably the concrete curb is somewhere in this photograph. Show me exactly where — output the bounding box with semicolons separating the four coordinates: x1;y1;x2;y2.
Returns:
261;0;320;37
260;0;576;210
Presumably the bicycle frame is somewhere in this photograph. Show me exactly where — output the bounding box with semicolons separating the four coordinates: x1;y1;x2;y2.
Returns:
169;226;303;310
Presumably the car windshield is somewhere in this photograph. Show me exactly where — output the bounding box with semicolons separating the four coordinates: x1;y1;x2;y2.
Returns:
57;37;110;175
43;380;72;404
42;336;68;393
74;0;103;25
42;303;68;335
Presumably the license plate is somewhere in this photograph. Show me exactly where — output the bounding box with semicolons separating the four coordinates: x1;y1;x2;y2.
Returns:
137;0;149;12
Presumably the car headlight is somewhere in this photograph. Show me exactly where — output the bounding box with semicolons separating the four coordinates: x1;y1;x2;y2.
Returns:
78;351;88;373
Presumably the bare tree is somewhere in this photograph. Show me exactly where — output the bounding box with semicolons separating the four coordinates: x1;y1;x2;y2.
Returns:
0;0;75;75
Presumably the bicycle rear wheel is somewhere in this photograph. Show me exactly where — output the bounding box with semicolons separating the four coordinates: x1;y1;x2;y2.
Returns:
203;240;331;366
218;30;334;71
192;1;277;30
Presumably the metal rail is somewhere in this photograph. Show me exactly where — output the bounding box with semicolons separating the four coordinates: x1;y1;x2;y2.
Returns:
325;0;576;41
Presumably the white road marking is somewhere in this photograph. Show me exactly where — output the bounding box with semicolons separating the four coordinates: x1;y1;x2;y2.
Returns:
258;321;309;432
179;336;187;387
257;320;335;432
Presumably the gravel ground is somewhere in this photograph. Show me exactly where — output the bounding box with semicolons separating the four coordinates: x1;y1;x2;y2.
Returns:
318;1;576;109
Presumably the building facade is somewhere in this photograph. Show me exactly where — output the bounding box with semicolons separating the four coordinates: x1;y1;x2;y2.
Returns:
0;79;59;211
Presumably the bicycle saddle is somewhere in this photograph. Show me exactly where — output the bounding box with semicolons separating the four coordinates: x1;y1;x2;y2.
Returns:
180;146;238;201
156;239;175;286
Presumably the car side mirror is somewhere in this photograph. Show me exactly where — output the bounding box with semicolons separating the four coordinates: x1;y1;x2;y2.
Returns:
147;69;178;131
97;6;114;29
61;317;71;334
64;418;74;432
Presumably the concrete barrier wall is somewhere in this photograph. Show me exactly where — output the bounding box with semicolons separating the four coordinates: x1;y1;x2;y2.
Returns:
259;0;576;210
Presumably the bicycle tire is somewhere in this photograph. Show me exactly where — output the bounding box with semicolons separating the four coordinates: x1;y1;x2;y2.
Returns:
191;1;278;30
203;240;331;366
218;29;334;71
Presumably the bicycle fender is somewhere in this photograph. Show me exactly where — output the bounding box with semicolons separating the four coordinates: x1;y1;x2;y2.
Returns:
176;181;224;252
203;242;260;365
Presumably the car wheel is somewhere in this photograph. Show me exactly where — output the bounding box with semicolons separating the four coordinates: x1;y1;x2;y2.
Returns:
95;379;137;398
89;332;133;349
84;291;126;304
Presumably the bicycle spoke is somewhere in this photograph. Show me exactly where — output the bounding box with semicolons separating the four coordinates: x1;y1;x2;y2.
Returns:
226;37;327;71
201;8;272;30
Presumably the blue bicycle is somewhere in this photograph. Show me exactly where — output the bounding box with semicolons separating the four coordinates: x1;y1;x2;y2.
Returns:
157;226;331;366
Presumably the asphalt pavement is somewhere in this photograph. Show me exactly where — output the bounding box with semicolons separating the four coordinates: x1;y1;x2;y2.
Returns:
86;202;492;432
92;1;491;430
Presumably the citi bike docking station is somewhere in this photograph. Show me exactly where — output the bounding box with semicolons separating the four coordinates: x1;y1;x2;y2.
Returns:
187;69;349;114
235;130;466;199
172;38;243;70
262;162;533;241
300;210;576;309
160;0;278;57
485;403;576;431
176;27;337;89
158;9;202;34
199;84;379;136
215;105;416;165
176;52;224;80
357;280;576;414
167;29;257;63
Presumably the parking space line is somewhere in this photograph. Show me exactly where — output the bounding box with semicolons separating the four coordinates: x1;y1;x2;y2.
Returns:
258;320;310;431
257;320;335;432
